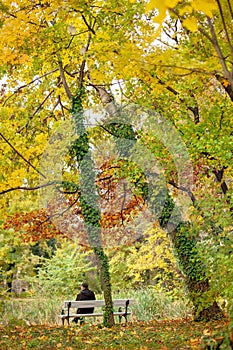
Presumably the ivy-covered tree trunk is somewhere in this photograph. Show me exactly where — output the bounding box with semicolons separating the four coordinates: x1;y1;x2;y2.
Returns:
94;85;224;322
71;91;114;327
160;197;224;321
171;225;223;321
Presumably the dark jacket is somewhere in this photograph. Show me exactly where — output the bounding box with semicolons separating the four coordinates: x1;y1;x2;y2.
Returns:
76;289;96;314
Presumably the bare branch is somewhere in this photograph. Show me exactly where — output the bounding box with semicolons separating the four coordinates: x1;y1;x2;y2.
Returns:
66;35;75;50
50;97;60;115
206;17;231;81
57;95;65;118
0;132;46;179
155;38;178;49
21;69;58;89
212;167;228;195
216;0;233;59
154;75;200;123
76;34;91;91
30;89;54;118
40;197;81;224
81;13;96;35
76;15;96;91
168;180;196;204
2;69;59;106
55;186;80;195
0;182;56;195
58;59;72;100
227;0;233;20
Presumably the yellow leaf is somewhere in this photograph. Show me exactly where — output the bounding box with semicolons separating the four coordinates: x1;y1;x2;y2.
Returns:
183;17;198;32
179;5;193;16
164;0;179;7
151;2;167;25
145;0;157;12
191;0;218;17
203;329;211;335
190;338;200;343
222;78;229;87
146;0;179;12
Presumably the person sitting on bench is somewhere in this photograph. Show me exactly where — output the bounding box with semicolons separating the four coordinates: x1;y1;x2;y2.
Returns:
72;282;96;324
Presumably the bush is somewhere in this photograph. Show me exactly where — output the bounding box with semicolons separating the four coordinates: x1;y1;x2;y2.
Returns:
31;241;96;297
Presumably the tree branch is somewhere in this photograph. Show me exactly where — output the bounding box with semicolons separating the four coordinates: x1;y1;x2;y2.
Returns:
0;182;57;195
168;180;196;204
41;197;81;224
0;132;46;179
58;59;72;99
216;0;233;59
81;13;96;35
215;73;233;101
29;89;54;119
206;17;231;81
2;69;59;106
154;75;200;123
89;83;119;117
77;32;92;90
227;0;233;20
212;167;228;195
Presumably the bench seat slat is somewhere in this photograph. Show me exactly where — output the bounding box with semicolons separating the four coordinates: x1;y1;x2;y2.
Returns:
63;299;134;309
59;312;132;319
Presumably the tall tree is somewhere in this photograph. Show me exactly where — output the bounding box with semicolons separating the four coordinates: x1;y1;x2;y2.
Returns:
1;0;232;322
125;0;233;319
0;0;154;326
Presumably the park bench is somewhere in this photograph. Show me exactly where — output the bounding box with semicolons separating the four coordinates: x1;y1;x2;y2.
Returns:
59;299;134;325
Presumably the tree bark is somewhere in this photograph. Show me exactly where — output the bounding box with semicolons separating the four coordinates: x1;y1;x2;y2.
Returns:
94;247;114;327
162;202;224;321
71;91;114;327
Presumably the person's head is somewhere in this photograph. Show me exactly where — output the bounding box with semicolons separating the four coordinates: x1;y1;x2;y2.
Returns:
81;282;88;290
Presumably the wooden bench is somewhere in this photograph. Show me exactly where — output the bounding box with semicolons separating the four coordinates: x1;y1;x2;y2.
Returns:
59;299;134;325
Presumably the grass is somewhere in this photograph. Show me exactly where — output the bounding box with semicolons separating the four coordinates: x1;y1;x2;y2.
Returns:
112;288;192;321
0;318;231;349
0;296;63;325
0;288;192;325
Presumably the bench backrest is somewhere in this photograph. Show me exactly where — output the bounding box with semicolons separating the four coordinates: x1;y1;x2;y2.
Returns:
63;299;134;309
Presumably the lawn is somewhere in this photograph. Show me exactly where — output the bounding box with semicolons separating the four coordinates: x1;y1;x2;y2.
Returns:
0;318;231;349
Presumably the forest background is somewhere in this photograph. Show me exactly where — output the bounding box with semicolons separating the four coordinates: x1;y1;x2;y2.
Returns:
0;0;233;347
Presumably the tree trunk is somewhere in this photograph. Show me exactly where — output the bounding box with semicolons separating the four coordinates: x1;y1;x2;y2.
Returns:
71;91;114;327
188;281;223;321
161;199;224;321
94;247;114;327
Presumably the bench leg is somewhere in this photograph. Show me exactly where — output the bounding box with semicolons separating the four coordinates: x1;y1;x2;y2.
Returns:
62;317;69;326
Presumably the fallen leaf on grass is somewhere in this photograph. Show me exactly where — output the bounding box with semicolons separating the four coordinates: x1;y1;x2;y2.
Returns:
190;338;200;343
